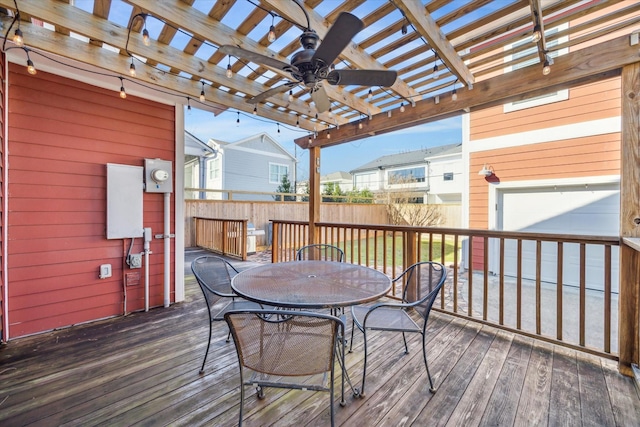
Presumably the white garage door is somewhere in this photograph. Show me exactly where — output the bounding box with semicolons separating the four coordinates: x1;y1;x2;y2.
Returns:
496;183;619;291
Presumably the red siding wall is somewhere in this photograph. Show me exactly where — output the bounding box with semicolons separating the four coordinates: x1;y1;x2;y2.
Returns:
7;64;175;338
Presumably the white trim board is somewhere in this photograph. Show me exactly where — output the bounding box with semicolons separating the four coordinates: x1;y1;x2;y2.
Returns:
469;117;620;153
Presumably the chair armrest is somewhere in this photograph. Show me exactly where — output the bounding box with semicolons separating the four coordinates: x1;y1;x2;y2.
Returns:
359;301;416;326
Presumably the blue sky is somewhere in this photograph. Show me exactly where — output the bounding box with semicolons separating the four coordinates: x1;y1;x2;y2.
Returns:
185;107;462;180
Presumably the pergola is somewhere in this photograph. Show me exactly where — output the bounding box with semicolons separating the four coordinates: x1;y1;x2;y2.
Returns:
0;0;638;374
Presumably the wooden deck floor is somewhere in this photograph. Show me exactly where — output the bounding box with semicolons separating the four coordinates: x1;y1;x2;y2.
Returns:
1;275;639;426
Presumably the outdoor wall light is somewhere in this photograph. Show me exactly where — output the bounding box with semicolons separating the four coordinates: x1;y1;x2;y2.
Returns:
478;164;494;177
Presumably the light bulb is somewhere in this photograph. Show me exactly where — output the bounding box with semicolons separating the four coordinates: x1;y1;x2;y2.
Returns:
288;90;293;102
432;64;438;79
452;89;458;101
296;116;300;127
368;88;372;100
542;60;551;75
142;28;150;46
26;59;36;75
327;131;331;139
200;89;205;102
120;86;127;99
226;63;232;78
328;107;333;118
401;22;407;35
400;102;405;113
358;122;363;130
531;25;541;43
129;62;136;77
268;25;276;43
253;106;257;115
13;28;23;47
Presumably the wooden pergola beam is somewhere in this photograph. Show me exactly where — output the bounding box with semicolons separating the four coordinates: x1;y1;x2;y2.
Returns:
295;32;637;148
394;0;474;88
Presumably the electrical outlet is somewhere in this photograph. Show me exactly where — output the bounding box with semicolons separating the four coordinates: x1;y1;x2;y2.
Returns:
127;253;142;269
99;264;112;279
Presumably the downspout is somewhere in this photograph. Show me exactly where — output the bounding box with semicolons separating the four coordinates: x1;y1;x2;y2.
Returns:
2;54;9;340
163;192;171;307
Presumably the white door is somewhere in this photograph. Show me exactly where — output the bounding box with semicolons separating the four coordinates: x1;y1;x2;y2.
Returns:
496;183;619;291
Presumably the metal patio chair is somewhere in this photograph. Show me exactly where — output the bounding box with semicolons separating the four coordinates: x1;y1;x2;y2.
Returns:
191;255;263;375
349;261;447;396
225;309;345;427
296;244;345;262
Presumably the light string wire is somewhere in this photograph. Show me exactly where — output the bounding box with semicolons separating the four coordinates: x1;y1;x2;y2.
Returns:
1;1;309;135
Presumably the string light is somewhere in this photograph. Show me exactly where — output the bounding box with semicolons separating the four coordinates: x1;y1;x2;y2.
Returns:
236;111;240;125
26;58;36;75
288;89;293;102
387;110;392;118
187;97;191;111
226;55;232;78
199;81;206;102
327;128;331;139
401;18;408;35
296;114;300;127
253;105;257;115
129;58;136;77
358;122;363;130
542;56;551;75
451;88;458;101
399;102;405;113
13;27;23;47
368;88;372;100
277;123;280;134
328;107;333;118
531;25;541;43
142;28;150;46
434;95;440;104
432;63;438;79
267;14;277;43
119;77;126;99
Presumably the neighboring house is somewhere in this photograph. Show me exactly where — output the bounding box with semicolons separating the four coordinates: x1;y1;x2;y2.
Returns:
464;7;624;288
321;171;353;193
351;143;462;204
184;131;221;196
186;132;297;201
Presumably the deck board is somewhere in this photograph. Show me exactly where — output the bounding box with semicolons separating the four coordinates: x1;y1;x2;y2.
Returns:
1;273;639;427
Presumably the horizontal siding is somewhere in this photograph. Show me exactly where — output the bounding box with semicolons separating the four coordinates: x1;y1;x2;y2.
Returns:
7;65;175;338
471;78;620;140
469;133;620;229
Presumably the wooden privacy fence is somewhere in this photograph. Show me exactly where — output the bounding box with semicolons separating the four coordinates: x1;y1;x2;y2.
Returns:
272;220;620;359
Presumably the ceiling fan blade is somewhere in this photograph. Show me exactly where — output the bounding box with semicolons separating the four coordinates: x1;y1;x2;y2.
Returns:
219;45;296;72
327;69;398;87
247;82;297;104
310;84;330;113
312;12;364;67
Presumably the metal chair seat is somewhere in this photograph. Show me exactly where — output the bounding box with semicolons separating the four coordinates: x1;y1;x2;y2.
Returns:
351;305;420;333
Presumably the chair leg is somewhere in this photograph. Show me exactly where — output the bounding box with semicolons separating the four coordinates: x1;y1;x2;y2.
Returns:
402;332;409;354
360;329;369;397
226;329;231;343
200;322;213;375
349;318;356;353
422;333;436;393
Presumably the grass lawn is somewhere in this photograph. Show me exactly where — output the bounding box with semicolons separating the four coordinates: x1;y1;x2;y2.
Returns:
341;234;458;265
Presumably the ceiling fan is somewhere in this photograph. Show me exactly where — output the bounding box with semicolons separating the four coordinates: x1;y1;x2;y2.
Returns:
219;10;397;113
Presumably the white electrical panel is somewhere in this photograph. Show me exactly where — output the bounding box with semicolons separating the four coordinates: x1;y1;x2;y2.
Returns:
106;164;144;239
144;158;173;193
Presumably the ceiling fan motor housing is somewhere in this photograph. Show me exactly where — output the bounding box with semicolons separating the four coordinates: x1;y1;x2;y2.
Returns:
290;30;329;87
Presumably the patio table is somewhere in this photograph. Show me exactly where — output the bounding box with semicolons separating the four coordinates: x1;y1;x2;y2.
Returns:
231;260;392;399
231;260;392;310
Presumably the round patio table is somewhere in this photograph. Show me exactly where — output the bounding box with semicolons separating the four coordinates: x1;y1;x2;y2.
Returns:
231;260;392;309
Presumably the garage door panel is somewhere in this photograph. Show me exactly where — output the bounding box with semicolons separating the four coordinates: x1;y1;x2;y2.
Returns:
498;183;619;291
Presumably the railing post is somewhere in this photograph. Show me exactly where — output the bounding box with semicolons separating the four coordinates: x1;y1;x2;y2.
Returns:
241;219;247;261
309;146;321;245
405;230;418;301
272;222;280;263
619;62;640;375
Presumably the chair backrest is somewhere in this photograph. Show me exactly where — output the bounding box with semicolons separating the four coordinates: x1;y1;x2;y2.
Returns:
225;310;341;378
191;256;239;308
396;261;447;322
296;244;345;262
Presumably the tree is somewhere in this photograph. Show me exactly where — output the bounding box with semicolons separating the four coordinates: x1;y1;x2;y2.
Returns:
381;177;442;227
346;188;374;204
322;182;345;203
274;174;296;201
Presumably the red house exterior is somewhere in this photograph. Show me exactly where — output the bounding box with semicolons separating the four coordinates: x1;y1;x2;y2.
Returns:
1;62;182;339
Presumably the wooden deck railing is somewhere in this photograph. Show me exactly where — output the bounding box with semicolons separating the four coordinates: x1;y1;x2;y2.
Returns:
271;220;620;359
193;217;248;260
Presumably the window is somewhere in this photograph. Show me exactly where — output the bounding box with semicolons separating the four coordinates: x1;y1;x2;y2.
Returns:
443;172;453;181
504;24;568;112
388;167;425;184
208;159;220;179
270;163;289;184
